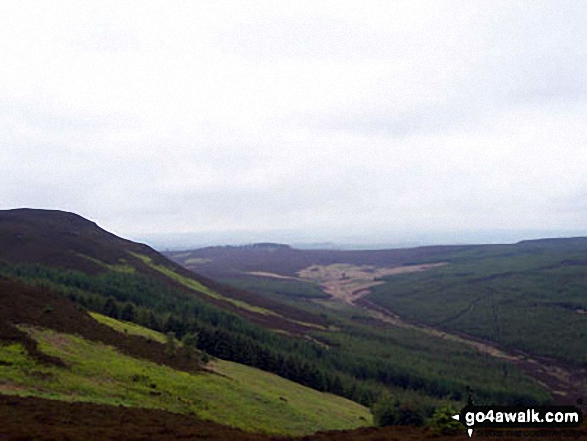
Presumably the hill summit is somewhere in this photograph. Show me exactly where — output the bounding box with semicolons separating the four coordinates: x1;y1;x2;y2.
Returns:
0;208;157;274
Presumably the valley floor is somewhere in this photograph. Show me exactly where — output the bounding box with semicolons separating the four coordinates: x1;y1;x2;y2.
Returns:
354;296;587;406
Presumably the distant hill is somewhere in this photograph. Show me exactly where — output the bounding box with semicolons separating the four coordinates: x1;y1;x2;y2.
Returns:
169;238;587;366
165;242;475;278
366;237;587;366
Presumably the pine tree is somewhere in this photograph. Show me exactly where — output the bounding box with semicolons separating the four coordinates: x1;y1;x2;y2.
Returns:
182;332;199;359
121;303;135;321
103;296;119;318
165;332;177;357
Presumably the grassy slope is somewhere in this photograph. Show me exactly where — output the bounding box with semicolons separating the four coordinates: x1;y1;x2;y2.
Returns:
90;313;370;430
0;319;371;436
89;312;167;343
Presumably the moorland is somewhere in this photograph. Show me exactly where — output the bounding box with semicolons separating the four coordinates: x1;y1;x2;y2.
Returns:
1;208;585;440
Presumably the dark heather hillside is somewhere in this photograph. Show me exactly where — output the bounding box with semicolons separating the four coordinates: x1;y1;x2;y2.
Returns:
0;209;327;333
4;394;583;441
0;208;157;274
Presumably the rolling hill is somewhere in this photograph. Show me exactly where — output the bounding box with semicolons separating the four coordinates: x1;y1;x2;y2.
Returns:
366;239;587;365
3;208;586;440
167;239;587;364
0;210;386;409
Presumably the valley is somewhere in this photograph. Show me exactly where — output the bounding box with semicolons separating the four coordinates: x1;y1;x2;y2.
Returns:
1;209;586;440
286;262;587;406
169;240;587;412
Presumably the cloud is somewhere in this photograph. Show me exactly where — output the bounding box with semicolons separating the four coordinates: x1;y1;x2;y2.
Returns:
1;1;586;245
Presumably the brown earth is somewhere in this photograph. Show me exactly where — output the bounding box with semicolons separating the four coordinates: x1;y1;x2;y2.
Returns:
0;394;269;441
297;262;446;305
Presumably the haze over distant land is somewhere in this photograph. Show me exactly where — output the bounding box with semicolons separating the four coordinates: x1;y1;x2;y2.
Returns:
2;1;586;241
137;228;587;251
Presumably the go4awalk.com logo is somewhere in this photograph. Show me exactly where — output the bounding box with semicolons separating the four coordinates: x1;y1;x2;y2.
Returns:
451;405;583;437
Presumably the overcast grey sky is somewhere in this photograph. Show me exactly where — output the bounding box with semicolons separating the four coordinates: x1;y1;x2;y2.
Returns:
2;1;587;247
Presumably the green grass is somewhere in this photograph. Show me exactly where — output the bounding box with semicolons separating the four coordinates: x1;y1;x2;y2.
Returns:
211;359;370;429
185;257;211;265
0;325;371;435
129;252;281;317
78;254;136;274
89;312;167;344
91;313;357;422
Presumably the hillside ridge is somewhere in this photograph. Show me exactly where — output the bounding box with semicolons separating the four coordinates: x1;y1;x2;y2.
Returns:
0;208;328;333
